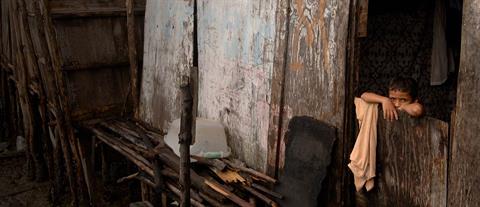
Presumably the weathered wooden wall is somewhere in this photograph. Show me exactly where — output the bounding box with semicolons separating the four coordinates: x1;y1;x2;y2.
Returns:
49;0;146;120
139;0;350;177
369;113;448;206
197;0;278;171
139;0;193;130
448;0;480;205
275;0;351;205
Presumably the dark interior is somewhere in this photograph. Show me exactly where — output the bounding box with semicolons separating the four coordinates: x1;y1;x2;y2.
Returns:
357;0;463;121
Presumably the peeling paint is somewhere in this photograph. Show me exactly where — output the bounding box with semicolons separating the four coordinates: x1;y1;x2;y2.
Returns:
139;0;193;130
197;0;277;171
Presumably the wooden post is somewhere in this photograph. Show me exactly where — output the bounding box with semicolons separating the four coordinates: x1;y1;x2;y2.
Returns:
126;0;139;118
179;75;193;207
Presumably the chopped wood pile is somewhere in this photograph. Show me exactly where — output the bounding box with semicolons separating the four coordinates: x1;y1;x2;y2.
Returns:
84;118;282;207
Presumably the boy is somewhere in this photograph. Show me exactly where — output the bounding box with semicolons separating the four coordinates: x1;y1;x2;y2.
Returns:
361;76;424;121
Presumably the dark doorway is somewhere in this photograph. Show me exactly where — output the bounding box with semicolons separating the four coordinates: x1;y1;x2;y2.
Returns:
355;0;462;122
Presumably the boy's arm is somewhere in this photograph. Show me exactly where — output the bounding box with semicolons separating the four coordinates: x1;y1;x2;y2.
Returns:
398;101;424;117
360;92;398;121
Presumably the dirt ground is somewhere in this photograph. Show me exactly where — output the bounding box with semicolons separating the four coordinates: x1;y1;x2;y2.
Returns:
0;154;51;207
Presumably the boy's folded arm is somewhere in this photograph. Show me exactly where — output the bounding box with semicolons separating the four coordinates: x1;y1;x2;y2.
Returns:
360;92;389;104
399;102;424;117
361;92;398;121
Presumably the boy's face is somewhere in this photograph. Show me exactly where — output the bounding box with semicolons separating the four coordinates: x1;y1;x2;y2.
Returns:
388;89;413;108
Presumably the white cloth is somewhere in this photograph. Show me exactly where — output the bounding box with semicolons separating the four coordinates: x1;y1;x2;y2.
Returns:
348;98;378;192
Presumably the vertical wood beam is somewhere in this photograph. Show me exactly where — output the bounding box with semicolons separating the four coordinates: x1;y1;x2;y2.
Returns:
179;76;193;207
126;0;139;118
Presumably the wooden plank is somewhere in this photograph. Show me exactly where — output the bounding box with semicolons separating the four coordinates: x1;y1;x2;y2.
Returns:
1;0;10;61
48;0;146;10
369;113;448;206
65;67;130;118
280;0;350;205
52;18;134;71
267;0;290;177
356;0;368;37
197;0;278;171
126;0;139;118
448;0;480;206
50;7;145;19
139;0;193;130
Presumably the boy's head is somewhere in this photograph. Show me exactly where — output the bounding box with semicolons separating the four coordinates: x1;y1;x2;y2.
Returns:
388;76;418;108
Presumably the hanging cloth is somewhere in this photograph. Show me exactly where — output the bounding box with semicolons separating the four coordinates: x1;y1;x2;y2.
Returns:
348;98;378;192
431;0;448;85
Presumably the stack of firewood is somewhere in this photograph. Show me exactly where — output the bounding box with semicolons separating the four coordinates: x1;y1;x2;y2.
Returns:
86;118;282;207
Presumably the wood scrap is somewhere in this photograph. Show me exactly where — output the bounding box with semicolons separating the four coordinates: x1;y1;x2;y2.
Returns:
83;118;281;207
191;155;226;171
222;159;277;184
211;167;246;184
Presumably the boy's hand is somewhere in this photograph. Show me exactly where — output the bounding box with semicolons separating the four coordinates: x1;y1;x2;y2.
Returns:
381;98;398;121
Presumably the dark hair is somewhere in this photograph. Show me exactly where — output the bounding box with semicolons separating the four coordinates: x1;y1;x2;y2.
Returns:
388;76;418;100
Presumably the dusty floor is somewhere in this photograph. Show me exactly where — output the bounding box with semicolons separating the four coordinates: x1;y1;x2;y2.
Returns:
0;154;51;207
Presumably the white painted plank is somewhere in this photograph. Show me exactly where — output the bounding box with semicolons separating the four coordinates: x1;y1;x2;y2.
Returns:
139;0;193;129
197;0;278;171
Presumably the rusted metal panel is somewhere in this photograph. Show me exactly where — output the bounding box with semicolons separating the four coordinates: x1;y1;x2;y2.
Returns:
279;0;350;205
448;1;480;206
369;113;448;206
139;0;193;130
197;0;278;171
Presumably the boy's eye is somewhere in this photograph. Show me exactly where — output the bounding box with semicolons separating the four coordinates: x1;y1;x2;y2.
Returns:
400;99;407;102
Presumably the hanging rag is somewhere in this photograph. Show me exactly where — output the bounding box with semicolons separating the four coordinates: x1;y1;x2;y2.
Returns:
431;0;448;85
348;98;378;192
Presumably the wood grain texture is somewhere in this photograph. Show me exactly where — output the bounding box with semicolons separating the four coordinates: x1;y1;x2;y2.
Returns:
139;0;193;130
448;0;480;206
48;0;146;10
280;0;350;205
368;113;448;206
266;0;290;177
65;67;130;116
197;0;278;171
51;6;145;119
53;17;143;70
